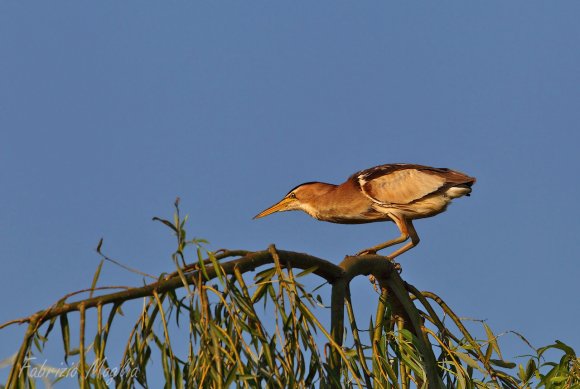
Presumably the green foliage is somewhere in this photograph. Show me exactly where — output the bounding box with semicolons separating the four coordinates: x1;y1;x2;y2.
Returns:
535;341;580;388
1;202;578;388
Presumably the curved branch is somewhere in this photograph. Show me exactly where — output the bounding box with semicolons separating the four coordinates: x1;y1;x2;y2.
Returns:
1;249;344;331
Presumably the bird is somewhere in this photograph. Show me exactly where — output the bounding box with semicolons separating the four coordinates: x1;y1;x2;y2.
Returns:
254;163;476;260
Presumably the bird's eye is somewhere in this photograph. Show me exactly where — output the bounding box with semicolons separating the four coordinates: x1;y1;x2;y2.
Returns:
288;192;296;199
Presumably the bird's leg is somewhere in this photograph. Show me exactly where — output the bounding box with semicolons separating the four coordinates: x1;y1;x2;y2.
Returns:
356;216;412;256
358;217;420;262
384;219;420;261
363;218;418;290
356;233;408;256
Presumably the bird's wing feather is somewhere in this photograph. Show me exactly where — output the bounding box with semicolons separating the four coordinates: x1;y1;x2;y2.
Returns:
359;167;447;205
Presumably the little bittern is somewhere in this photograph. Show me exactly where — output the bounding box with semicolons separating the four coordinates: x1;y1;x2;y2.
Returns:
254;163;475;259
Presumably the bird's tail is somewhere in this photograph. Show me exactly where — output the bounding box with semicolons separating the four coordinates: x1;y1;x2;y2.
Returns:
445;184;473;198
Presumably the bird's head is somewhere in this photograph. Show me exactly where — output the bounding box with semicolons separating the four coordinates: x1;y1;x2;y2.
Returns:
253;182;333;219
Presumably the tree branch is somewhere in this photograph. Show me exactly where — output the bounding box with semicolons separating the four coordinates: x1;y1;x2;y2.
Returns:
1;249;344;331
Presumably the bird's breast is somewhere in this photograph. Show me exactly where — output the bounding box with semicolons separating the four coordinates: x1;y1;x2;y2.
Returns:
320;211;394;224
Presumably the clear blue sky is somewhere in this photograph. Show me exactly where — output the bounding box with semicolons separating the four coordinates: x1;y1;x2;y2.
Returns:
1;1;579;386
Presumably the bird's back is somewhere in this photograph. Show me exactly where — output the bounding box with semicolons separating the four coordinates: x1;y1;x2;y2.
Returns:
353;163;475;219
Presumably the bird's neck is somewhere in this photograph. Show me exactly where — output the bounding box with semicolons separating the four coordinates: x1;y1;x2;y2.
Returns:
302;181;369;221
298;183;337;219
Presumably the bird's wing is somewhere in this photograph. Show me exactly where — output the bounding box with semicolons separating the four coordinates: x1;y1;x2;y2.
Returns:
358;166;447;205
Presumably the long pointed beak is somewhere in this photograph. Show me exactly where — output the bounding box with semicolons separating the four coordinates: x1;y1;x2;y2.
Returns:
253;197;294;219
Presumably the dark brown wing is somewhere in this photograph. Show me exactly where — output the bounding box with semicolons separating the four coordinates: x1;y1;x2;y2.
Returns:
355;164;475;205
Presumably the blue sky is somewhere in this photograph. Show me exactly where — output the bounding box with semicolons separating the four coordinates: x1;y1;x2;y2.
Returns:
1;1;579;386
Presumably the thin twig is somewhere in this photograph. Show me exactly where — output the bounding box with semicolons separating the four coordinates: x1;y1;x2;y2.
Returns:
0;286;131;330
